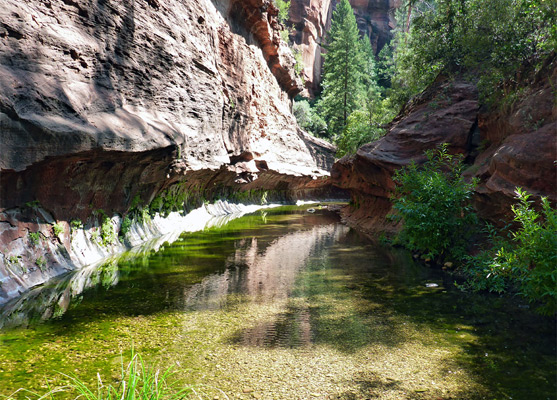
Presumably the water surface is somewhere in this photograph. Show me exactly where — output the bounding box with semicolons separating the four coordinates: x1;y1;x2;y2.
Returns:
0;206;555;399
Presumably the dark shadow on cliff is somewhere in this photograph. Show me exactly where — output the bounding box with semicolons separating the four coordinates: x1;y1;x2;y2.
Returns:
295;128;337;172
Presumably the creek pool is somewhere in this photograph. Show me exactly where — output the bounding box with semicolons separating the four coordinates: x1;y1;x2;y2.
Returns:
0;205;555;399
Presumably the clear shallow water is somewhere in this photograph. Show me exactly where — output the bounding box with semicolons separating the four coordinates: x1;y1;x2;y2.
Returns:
0;206;555;399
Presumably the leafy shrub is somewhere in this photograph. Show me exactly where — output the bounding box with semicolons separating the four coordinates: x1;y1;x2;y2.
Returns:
463;189;557;315
120;215;133;237
91;230;100;243
6;256;20;265
100;216;117;246
391;144;478;260
35;256;46;271
280;29;290;43
385;0;556;109
70;219;83;232
25;200;41;209
292;47;304;76
274;0;290;24
336;109;384;157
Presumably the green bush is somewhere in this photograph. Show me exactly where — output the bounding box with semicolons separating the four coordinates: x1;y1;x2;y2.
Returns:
384;0;556;109
293;100;328;137
35;256;46;271
100;216;117;246
391;144;478;260
120;215;133;237
274;0;290;25
292;47;304;76
463;189;557;315
336;109;384;157
70;219;83;232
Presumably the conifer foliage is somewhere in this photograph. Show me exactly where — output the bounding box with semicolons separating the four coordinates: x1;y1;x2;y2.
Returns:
319;0;366;136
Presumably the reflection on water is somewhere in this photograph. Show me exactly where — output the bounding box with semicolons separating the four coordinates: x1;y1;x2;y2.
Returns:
0;207;282;329
0;206;555;400
0;260;120;329
185;224;347;311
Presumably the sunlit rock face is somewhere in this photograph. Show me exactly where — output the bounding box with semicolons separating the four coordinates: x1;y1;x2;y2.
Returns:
0;0;340;302
288;0;333;96
288;0;400;96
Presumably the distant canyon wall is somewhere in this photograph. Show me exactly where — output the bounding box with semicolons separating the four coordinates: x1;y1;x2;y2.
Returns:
289;0;400;96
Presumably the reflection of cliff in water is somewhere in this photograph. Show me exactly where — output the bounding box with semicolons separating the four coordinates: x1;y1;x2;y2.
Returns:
183;223;349;310
0;260;120;329
0;208;276;329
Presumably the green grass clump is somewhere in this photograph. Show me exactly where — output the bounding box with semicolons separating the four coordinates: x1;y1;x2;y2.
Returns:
3;352;195;400
53;223;64;240
70;219;83;232
29;232;42;245
35;256;46;271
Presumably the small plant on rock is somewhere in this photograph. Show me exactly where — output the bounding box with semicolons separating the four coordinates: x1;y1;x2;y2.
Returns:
100;215;117;246
52;222;64;241
28;232;41;246
6;255;20;265
91;230;100;244
35;256;46;271
120;215;133;237
70;219;83;232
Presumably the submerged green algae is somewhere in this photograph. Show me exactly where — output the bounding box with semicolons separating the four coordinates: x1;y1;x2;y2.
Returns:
0;205;555;399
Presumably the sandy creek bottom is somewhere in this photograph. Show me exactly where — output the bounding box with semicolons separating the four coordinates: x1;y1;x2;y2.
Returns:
0;205;555;400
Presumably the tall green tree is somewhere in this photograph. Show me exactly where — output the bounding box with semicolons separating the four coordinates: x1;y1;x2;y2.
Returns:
319;0;365;136
335;36;384;157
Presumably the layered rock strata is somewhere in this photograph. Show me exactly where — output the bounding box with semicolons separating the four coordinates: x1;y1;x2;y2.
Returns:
0;0;338;303
331;58;557;234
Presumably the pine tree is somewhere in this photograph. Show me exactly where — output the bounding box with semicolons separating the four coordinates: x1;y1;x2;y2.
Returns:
319;0;365;137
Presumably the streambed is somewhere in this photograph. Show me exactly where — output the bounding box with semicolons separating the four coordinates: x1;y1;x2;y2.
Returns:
0;205;555;399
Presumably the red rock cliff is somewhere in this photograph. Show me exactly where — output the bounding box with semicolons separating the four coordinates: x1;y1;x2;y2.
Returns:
331;57;557;235
0;0;338;302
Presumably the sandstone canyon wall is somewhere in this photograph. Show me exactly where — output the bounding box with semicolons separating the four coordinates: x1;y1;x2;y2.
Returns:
289;0;400;96
332;58;557;235
0;0;339;303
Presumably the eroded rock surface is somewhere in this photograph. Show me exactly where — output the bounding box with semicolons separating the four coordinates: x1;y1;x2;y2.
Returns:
472;58;557;223
0;0;338;303
332;58;557;234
